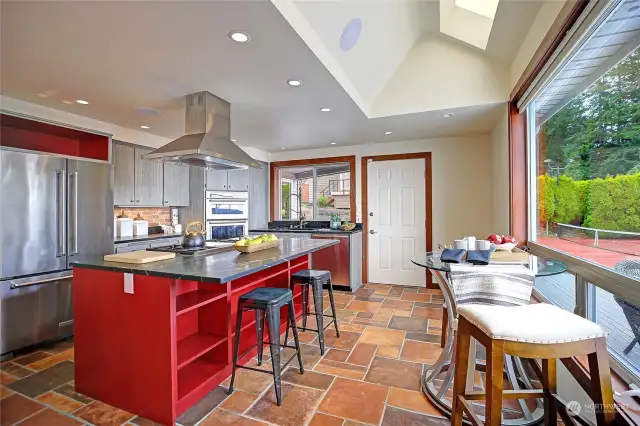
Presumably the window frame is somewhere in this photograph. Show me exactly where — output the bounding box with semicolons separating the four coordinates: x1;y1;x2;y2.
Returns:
513;0;640;388
269;155;356;223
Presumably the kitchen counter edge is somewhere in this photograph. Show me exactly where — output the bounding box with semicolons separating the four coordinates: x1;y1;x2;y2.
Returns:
250;228;362;234
114;233;184;244
71;238;339;284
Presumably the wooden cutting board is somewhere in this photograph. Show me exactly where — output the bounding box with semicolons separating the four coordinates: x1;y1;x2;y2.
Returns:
103;251;176;264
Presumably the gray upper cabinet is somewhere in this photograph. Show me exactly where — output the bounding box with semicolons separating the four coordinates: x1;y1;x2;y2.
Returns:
227;169;250;191
113;142;135;206
248;162;269;228
163;163;190;206
134;147;164;206
113;142;189;207
206;169;250;191
206;169;228;191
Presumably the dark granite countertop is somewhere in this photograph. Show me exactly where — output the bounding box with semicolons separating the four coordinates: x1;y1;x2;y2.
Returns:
114;233;184;244
71;237;339;284
250;228;362;234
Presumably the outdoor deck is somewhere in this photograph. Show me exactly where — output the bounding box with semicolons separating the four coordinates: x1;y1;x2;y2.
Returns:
534;237;640;379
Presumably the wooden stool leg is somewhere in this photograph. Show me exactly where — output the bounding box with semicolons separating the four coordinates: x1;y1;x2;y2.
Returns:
485;339;504;426
588;337;615;425
441;306;448;349
452;317;472;426
542;358;558;426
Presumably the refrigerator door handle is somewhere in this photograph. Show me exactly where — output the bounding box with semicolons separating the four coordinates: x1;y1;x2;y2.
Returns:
9;272;74;289
69;172;79;255
56;170;67;257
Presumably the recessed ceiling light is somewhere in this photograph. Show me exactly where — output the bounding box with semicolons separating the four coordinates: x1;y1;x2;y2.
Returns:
61;100;72;105
330;142;337;145
37;93;48;98
76;100;89;105
281;147;287;150
140;125;150;129
231;139;237;142
320;107;332;112
384;131;392;135
442;113;454;118
229;31;250;43
287;79;302;87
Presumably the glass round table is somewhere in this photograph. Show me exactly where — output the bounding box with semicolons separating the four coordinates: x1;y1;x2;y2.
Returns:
411;252;568;425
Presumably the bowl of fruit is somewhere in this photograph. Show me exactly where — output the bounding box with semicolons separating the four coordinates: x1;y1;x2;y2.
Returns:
487;234;518;251
234;234;279;253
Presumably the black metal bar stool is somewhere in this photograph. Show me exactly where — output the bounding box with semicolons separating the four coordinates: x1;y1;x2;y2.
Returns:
284;270;340;355
229;287;303;406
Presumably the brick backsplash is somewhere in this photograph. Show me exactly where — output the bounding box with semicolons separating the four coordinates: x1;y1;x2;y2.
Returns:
114;207;171;226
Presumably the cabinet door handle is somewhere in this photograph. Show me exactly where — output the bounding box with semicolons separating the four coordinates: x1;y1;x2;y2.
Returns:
136;200;140;202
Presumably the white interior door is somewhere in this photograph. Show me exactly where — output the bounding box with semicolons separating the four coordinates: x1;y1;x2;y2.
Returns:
368;159;426;286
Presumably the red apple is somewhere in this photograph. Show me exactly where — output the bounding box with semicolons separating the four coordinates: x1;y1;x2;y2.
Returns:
502;235;517;244
487;234;501;244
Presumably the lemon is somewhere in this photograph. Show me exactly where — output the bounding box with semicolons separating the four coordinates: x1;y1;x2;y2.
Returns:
269;234;277;241
236;239;248;246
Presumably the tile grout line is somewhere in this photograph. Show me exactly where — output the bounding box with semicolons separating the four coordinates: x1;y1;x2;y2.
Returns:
11;406;47;426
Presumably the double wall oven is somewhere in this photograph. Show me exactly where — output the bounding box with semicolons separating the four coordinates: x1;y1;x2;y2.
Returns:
205;191;248;241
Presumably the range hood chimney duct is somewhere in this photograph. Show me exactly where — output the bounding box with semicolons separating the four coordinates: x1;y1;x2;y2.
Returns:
143;91;261;170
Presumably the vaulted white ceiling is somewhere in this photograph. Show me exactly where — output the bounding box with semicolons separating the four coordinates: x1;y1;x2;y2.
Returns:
273;0;544;118
1;0;549;152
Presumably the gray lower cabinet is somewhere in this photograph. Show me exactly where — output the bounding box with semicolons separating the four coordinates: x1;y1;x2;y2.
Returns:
227;169;250;191
248;162;269;228
115;237;182;253
134;147;163;206
113;143;135;206
163;163;190;206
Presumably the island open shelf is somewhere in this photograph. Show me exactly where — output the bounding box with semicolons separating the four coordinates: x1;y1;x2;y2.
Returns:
73;252;312;425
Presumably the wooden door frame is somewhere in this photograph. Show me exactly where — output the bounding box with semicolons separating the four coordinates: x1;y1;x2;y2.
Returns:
361;153;433;286
270;155;357;222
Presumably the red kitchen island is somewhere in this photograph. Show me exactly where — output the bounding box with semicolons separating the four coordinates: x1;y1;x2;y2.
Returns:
70;237;338;425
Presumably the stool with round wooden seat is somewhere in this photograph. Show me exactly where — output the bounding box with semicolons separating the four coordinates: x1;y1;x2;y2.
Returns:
452;303;615;426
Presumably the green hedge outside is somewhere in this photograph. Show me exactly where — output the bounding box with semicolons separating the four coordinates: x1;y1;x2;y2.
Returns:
537;173;640;232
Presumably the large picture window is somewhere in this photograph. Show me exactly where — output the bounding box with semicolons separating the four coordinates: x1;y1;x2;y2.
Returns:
530;47;640;271
270;157;355;222
525;2;640;384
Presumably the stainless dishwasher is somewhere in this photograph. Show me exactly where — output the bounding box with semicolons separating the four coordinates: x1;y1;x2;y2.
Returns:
310;234;354;290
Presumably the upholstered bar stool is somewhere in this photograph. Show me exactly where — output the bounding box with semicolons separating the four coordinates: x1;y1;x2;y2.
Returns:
284;270;340;355
452;303;615;426
229;287;304;406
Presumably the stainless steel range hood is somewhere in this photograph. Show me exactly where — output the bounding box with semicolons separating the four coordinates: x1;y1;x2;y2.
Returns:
143;91;261;170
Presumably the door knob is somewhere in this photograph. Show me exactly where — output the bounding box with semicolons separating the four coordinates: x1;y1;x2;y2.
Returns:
370;230;377;234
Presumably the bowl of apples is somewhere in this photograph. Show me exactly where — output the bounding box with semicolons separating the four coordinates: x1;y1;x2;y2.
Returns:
487;234;518;251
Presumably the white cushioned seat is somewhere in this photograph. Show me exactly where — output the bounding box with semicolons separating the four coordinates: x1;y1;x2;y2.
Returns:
458;303;606;344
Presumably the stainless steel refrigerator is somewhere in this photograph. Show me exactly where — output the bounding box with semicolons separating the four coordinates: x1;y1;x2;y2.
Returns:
0;149;114;354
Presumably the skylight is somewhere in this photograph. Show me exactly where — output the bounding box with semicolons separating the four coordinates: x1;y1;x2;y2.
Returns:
455;0;499;20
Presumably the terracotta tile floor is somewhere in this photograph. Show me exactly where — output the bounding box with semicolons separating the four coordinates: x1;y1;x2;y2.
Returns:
0;284;448;426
